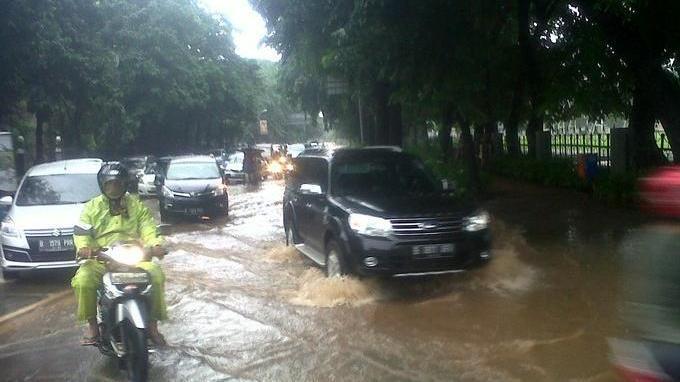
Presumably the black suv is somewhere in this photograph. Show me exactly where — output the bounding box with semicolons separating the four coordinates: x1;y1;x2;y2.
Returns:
283;147;492;277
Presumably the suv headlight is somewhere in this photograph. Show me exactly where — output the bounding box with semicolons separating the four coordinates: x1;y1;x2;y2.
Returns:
464;210;490;232
212;185;227;196
348;213;392;237
0;217;21;238
162;185;174;198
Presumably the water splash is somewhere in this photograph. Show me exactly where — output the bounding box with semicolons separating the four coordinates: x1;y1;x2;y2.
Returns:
263;245;299;263
288;269;384;307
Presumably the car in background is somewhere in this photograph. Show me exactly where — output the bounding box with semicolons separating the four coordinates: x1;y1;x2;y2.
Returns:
137;161;159;197
287;143;306;158
156;156;228;221
0;158;103;279
222;151;246;184
283;147;491;277
121;156;153;193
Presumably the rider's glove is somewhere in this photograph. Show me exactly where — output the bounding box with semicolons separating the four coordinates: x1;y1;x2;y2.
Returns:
77;247;93;259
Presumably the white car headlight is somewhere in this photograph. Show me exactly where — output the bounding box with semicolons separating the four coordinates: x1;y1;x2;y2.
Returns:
212;185;227;196
162;185;174;198
0;217;21;238
348;213;392;237
464;210;490;232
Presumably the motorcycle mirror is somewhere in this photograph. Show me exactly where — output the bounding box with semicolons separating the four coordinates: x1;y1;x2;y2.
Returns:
156;224;171;236
73;223;94;236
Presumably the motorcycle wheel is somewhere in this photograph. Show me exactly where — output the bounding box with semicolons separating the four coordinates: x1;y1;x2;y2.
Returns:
122;322;149;382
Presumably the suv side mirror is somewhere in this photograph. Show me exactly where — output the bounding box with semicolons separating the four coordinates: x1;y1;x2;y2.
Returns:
299;183;323;196
0;196;13;207
154;174;164;187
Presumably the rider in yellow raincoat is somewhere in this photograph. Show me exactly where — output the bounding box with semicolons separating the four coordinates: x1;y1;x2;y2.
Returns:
71;163;168;346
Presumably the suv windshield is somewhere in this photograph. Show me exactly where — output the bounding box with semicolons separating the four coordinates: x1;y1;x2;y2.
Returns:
331;156;440;197
16;174;100;206
166;162;220;180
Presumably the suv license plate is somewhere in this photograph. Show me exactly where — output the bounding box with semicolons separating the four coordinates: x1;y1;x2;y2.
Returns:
38;238;74;252
412;243;455;257
186;208;203;215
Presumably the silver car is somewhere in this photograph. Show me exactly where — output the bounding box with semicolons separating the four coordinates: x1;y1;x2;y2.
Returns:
0;158;102;279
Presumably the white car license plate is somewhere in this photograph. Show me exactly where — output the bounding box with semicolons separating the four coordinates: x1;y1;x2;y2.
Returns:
38;238;74;252
412;243;455;257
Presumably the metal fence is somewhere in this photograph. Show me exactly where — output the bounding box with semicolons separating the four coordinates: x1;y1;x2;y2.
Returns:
509;131;675;166
552;133;611;167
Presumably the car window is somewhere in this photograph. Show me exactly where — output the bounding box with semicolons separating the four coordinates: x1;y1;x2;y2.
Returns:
227;153;244;171
293;158;328;192
166;162;220;180
16;174;101;206
331;155;439;197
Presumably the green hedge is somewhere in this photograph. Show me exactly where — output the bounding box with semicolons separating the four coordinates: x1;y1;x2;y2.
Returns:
489;155;638;205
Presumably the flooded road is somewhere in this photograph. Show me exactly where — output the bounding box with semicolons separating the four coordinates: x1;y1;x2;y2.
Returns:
0;180;642;381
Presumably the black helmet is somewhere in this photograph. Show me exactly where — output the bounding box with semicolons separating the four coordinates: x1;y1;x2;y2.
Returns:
97;162;129;200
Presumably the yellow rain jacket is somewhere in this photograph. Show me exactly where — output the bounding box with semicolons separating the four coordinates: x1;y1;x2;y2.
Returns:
71;194;167;322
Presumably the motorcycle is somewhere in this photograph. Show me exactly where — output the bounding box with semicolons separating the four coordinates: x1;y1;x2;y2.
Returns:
74;224;161;382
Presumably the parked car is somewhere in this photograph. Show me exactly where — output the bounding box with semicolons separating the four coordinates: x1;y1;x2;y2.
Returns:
223;151;246;184
156;156;228;221
137;162;159;197
0;158;103;279
282;147;491;277
121;156;153;193
287;143;306;158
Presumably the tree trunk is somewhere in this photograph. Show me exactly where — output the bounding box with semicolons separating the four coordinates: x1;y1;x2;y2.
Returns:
630;79;665;168
505;80;522;155
374;82;390;145
460;120;480;194
526;115;542;158
387;102;403;147
35;109;47;164
518;0;542;157
439;109;454;160
653;68;680;162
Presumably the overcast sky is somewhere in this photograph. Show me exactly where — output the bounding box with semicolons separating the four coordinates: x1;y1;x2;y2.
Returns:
200;0;280;61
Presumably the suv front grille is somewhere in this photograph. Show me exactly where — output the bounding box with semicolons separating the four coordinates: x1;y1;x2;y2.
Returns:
390;216;464;241
24;228;74;237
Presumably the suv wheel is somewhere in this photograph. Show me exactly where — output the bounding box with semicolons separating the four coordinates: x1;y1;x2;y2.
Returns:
325;241;348;278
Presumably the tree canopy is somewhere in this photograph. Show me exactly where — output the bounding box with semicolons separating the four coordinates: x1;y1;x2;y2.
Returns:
253;0;680;172
0;0;305;161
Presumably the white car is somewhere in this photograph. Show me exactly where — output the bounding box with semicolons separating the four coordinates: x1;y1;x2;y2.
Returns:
0;158;103;279
137;170;157;197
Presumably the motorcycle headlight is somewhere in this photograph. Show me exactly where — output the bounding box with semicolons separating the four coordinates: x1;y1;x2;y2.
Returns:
110;272;150;284
109;245;146;266
348;213;392;237
0;217;21;238
162;185;174;198
464;210;490;232
269;162;283;174
212;185;227;196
